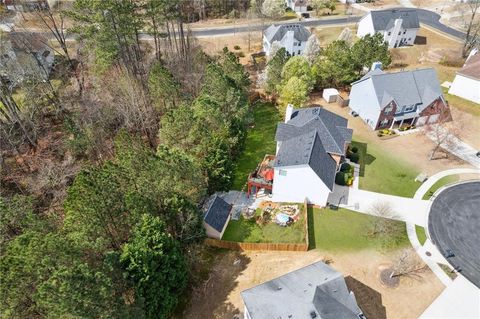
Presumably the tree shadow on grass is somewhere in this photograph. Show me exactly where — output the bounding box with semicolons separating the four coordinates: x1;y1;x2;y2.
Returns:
345;276;387;319
307;206;316;250
351;141;376;177
179;248;251;319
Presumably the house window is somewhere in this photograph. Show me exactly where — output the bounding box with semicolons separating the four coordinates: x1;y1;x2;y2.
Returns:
398;31;401;35
298;50;301;55
403;30;406;34
408;38;411;41
380;119;389;126
404;105;415;112
384;105;394;115
279;169;287;176
388;31;391;36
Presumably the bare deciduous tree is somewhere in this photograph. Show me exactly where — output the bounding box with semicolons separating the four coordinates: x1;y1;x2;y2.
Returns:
391;248;426;278
460;0;480;57
368;201;399;237
422;108;458;161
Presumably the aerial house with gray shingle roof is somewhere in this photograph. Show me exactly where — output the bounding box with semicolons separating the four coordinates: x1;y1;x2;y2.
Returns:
241;261;365;319
357;8;419;48
203;195;232;240
263;24;311;57
349;66;451;130
259;104;353;207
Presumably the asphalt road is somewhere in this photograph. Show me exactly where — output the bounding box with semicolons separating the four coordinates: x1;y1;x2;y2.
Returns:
15;8;466;41
189;8;466;40
428;181;480;289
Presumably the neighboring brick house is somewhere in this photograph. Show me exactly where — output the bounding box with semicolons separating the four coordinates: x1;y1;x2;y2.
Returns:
357;9;419;48
349;66;451;130
263;24;310;57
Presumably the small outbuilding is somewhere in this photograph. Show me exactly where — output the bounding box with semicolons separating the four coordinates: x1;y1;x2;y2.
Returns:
203;195;232;240
322;88;339;103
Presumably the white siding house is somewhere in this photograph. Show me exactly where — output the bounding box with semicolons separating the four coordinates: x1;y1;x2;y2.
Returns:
357;9;419;48
285;0;307;13
270;105;352;207
449;49;480;104
263;24;310;56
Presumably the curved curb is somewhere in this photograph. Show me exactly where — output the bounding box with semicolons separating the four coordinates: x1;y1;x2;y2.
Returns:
407;168;480;286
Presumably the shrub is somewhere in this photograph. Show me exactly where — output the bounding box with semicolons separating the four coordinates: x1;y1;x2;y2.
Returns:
351;146;358;153
236;51;245;58
439;56;464;68
335;171;348;185
349;152;360;163
234;45;241;50
340;163;351;173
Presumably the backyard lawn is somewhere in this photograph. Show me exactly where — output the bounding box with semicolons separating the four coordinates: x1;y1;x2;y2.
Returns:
222;206;306;243
351;139;421;198
232;102;279;190
308;207;409;251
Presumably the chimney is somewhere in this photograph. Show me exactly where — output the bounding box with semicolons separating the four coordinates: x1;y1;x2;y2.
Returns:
371;61;382;71
285;104;294;123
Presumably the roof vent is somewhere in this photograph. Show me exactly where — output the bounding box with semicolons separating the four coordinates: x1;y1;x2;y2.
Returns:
310;311;318;318
277;286;282;290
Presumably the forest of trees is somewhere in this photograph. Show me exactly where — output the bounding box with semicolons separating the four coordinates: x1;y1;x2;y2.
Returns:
0;1;251;318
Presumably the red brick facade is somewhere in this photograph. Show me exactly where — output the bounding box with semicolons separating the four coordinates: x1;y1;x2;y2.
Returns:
417;97;451;123
375;101;397;130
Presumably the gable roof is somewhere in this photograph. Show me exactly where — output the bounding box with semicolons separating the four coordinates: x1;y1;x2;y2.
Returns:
241;261;363;319
274;106;351;190
275;106;352;155
264;24;311;43
275;131;337;190
355;68;443;112
369;8;419;31
457;51;480;80
203;195;231;233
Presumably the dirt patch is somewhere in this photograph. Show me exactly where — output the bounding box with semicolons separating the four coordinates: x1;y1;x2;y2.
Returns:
182;249;444;319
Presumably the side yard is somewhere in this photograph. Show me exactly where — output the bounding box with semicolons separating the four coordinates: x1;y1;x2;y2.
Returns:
232;102;278;190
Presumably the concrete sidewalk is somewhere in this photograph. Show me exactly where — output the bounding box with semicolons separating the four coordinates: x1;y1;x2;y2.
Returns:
425;128;480;169
340;189;429;226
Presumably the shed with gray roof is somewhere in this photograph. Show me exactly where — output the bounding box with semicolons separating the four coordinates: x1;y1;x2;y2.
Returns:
203;195;232;239
241;261;364;319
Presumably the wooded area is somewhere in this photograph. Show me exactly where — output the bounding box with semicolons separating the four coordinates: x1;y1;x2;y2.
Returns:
0;1;252;318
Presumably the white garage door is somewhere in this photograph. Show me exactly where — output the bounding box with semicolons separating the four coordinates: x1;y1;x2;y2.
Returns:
416;116;428;126
428;114;440;124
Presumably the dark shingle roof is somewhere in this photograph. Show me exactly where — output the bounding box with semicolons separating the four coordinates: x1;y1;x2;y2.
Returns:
357;68;444;112
241;261;363;319
274;106;351;190
370;9;419;31
275;106;352;155
203;195;231;232
264;24;311;43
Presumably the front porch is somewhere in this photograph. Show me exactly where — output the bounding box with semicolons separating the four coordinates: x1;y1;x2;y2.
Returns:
389;116;416;129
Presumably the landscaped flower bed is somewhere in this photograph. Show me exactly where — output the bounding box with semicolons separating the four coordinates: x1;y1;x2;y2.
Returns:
335;162;354;186
377;129;397;139
399;124;415;132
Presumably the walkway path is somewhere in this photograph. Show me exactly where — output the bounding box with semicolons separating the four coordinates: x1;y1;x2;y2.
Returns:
407;168;480;286
340;189;429;226
425;129;480;169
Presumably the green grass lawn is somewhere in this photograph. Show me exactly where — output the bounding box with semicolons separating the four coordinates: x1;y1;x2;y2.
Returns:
308;207;409;251
352;138;420;198
422;175;459;200
222;206;306;243
415;225;427;245
232;102;279;190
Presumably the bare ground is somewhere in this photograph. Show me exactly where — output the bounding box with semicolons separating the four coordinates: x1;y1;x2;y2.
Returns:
181;249;444;319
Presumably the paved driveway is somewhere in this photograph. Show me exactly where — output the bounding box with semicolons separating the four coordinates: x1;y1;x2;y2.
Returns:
340;189;429;226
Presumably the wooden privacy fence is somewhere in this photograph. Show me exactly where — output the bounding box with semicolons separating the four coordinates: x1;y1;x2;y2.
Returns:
205;199;310;252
